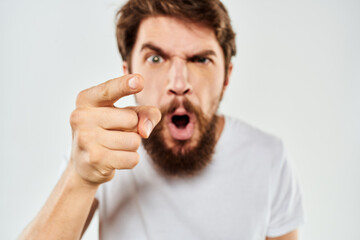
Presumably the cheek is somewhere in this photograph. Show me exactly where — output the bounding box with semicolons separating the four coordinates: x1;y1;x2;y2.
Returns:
189;66;224;104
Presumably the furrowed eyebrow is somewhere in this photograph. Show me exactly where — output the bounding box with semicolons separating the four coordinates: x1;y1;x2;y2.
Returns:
189;50;217;58
140;42;217;60
140;43;169;58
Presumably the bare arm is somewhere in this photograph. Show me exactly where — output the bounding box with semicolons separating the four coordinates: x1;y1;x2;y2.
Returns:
19;162;99;240
19;74;161;240
266;229;298;240
81;199;99;237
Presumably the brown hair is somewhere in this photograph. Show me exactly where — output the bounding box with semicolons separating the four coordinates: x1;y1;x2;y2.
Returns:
115;0;236;75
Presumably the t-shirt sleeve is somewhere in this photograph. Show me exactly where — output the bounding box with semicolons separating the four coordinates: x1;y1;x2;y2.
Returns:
266;144;305;237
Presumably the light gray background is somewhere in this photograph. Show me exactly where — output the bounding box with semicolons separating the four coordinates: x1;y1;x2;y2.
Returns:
1;0;359;239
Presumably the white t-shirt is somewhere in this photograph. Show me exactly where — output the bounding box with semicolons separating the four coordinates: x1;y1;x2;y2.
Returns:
94;116;304;239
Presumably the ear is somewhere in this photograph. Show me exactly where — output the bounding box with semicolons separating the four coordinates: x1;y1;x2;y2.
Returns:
123;61;129;75
223;63;233;91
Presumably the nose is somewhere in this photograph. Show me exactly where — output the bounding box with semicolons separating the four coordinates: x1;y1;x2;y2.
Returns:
167;57;192;96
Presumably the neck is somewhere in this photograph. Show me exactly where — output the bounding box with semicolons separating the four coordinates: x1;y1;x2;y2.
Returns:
214;115;225;143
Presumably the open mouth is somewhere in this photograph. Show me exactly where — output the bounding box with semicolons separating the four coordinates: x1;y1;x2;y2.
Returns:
167;111;195;140
171;114;190;129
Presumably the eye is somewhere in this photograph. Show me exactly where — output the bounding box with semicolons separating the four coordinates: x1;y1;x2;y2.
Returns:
146;55;164;64
191;56;210;64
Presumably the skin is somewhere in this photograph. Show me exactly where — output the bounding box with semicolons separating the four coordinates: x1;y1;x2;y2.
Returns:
125;17;231;147
267;230;298;240
19;16;297;240
19;74;161;240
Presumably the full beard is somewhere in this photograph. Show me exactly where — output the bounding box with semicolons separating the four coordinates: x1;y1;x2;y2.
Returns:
142;98;219;177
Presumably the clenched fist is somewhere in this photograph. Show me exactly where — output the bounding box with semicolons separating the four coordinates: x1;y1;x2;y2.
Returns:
69;74;161;185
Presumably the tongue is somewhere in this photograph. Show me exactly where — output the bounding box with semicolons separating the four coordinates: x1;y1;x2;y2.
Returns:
168;113;195;140
168;121;195;140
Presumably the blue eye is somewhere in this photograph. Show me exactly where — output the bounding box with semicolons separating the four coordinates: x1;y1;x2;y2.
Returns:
147;55;164;63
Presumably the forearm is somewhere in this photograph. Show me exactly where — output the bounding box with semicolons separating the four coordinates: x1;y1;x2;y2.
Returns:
19;161;99;240
19;74;157;239
266;230;298;240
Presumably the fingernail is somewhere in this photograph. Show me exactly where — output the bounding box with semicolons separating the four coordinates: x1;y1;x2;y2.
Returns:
144;119;153;137
128;76;138;89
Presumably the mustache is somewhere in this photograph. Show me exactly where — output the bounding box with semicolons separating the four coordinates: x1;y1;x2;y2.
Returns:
157;97;210;136
161;98;198;115
142;97;218;176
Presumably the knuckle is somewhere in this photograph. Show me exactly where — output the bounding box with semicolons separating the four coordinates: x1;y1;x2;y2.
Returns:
88;148;102;165
70;108;88;128
130;110;139;124
128;152;140;169
99;82;112;102
125;109;139;128
97;167;114;178
76;130;95;148
128;133;141;149
70;109;81;128
76;89;87;105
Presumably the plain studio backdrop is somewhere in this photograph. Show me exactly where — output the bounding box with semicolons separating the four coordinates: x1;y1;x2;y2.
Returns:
0;0;359;239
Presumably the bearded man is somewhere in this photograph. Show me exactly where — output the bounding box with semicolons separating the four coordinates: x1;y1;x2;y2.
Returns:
19;0;304;239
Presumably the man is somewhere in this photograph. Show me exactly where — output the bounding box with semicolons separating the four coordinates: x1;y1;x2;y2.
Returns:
20;0;304;239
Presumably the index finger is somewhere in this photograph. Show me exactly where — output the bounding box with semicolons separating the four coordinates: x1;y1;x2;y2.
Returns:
76;74;144;107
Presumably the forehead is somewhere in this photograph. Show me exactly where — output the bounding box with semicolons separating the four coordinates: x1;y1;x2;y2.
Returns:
134;16;222;56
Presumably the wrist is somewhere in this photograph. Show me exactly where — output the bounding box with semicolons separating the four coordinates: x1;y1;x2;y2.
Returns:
64;160;100;192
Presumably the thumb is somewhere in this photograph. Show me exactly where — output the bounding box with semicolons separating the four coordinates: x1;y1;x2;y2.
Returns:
127;106;162;138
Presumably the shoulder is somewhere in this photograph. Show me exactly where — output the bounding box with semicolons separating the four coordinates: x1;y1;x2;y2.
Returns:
222;115;284;152
218;115;286;168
